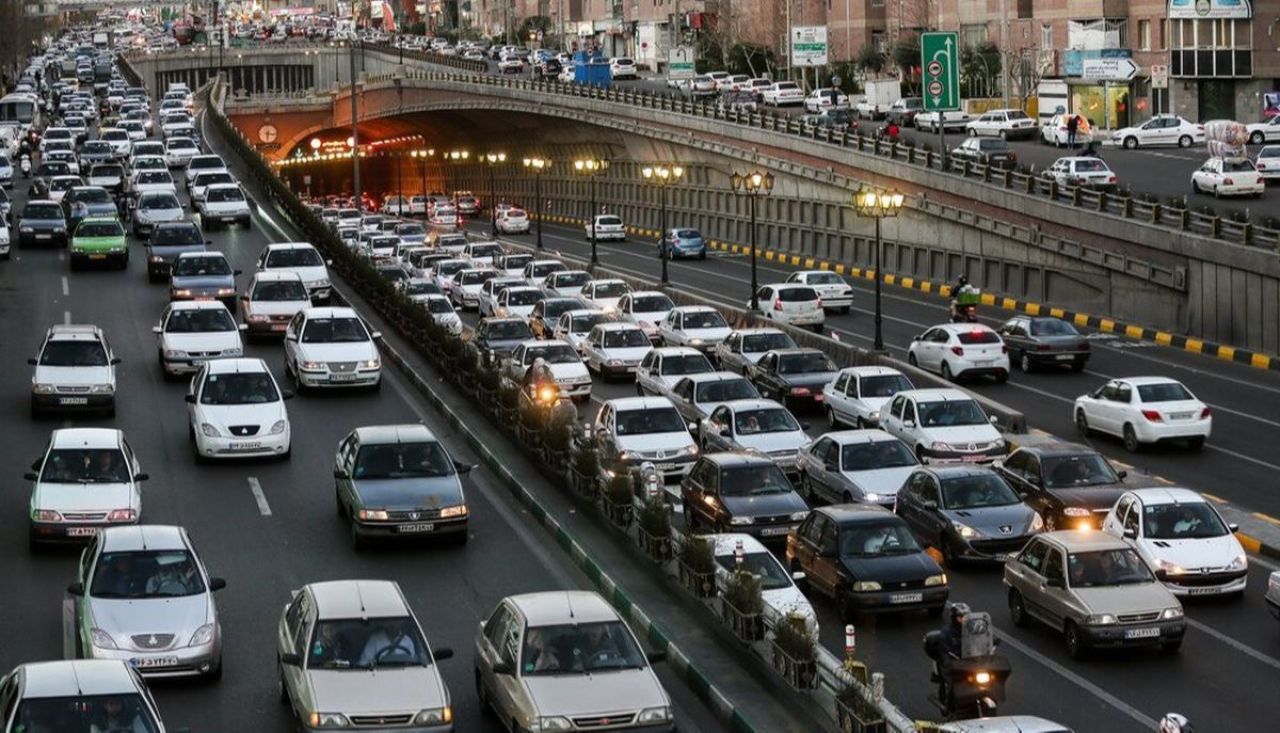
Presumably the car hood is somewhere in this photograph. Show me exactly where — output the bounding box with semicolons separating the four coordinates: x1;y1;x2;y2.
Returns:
942;504;1038;536
1046;486;1126;512
87;594;211;640
1139;534;1243;569
247;300;309;317
918;424;1003;443
601;346;651;362
162;332;242;352
197;402;286;430
297;341;378;362
307;667;446;713
843;466;916;495
138;207;183;220
616;431;695;454
1073;584;1177;615
682;326;731;342
548;363;590;380
34;365;113;386
840;551;941;584
269;265;329;284
34;482;135;512
722;490;808;517
171;274;235;290
524;669;666;718
352;477;464;509
736;431;807;454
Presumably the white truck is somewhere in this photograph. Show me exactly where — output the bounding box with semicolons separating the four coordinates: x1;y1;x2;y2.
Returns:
856;79;902;120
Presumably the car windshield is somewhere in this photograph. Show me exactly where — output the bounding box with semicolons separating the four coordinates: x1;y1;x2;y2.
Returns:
682;311;727;329
734;408;799;434
40;448;130;483
353;441;454;479
207;187;244;202
1067;548;1154;587
715;552;792;590
426;298;454;314
857;374;913;398
720;464;794;495
918;400;987;427
675;229;701;239
253;280;309;301
74;189;113;204
91;164;123;178
40;340;107;366
90;550;206;599
941;473;1021;509
571;314;611;332
661;354;713;375
471;244;504;257
437;262;467;276
460;270;496;285
604;329;650;348
840;521;922;557
632;295;674;312
483;321;533;340
543;299;585;319
379;267;409;282
166;308;236;332
956;330;1001;345
403;281;438;296
1142;502;1228;540
593;282;628;297
397;224;425;236
302;317;368;343
50;177;79;191
308;617;431;670
1042;454;1119;488
173;256;230;276
137;171;171;184
805;272;844;285
695;379;757;403
14;694;160;733
521;620;646;675
200;372;279;404
555;272;591;287
1223;159;1255;172
779;352;835;374
76;220;123;238
1136;382;1194;402
140;194;179;209
153;225;203;245
502;255;534;269
842;440;917;470
507;289;541;306
742;332;796;352
1029;319;1078;336
615;408;686;435
525;344;581;364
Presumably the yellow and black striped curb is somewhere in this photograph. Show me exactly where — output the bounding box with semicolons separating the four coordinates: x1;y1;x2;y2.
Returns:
531;213;1278;372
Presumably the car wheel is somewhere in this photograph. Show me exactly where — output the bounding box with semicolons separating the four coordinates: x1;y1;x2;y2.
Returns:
1070;359;1086;373
1178;135;1192;148
999;130;1009;140
1186;436;1205;451
1004;589;1031;628
1075;409;1090;436
1123;136;1138;150
1122;424;1143;453
636;383;645;397
941;361;954;381
1064;621;1086;659
1019;353;1034;372
995;370;1009;384
966;127;976;137
907;353;918;367
1192;179;1201;194
474;669;491;714
1250;131;1265;145
827;406;840;428
350;521;366;550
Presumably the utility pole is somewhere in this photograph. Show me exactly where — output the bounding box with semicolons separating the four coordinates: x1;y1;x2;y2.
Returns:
785;0;793;82
1000;0;1010;108
350;40;361;210
559;0;566;51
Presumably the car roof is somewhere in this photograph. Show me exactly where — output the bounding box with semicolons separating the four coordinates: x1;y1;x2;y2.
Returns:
1114;376;1181;386
168;299;231;311
705;533;770;556
47;323;104;340
98;524;188;553
722;398;787;412
924;464;997;480
699;451;777;467
938;717;1072;733
900;388;972;402
51;427;122;450
19;660;143;699
766;347;825;357
596;321;645;332
681;371;747;384
607;396;677;411
1042;529;1130;551
836;366;904;378
1012;441;1099;458
509;591;619;626
818;504;896;523
301;306;358;319
652;346;703;356
1125;487;1205;506
252;270;306;283
308;579;410;619
353;423;440;445
826;429;903;445
733;328;786;336
205;357;271;375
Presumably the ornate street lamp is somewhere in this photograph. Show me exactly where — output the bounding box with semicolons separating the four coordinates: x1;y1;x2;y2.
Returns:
853;186;906;352
522;156;550;250
641;164;685;286
573;157;608;265
729;169;775;311
483;152;507;236
445;149;470;229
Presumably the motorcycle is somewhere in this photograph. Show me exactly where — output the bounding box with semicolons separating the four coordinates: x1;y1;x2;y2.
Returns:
19;155;31;178
923;611;1011;720
950;301;978;323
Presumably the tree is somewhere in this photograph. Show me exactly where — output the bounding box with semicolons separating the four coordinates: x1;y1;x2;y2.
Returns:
853;44;886;76
960;42;1001;99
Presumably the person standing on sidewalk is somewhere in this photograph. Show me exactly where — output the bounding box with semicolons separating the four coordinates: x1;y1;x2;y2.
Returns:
1066;114;1080;149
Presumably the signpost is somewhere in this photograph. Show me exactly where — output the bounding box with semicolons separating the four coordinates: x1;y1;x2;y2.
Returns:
921;31;959;162
667;46;696;84
1081;57;1139;81
790;26;829;67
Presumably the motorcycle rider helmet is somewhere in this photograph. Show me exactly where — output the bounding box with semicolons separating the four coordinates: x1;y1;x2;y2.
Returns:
948;602;971;622
957;275;969;288
1159;714;1191;733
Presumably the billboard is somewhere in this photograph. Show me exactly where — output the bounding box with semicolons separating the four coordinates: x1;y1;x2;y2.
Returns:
790;26;828;67
1168;0;1251;19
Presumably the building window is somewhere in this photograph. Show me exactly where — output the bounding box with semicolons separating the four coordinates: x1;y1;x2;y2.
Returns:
1067;19;1127;50
1041;24;1053;49
870;0;884;6
872;31;887;52
1138;19;1150;51
1159;19;1167;50
961;23;987;48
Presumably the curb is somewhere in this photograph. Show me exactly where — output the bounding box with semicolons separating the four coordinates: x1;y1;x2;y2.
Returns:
532;213;1278;372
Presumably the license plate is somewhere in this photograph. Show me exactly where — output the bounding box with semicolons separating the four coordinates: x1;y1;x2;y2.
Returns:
626;366;637;373
398;522;435;533
131;657;179;668
66;527;98;537
229;441;261;450
1188;587;1220;596
889;592;924;604
1056;354;1074;361
1170;412;1194;420
973;359;993;366
88;254;106;260
1124;627;1160;639
329;373;358;382
962;454;988;463
36;233;50;239
59;397;89;405
759;526;791;536
655;463;676;470
271;324;287;332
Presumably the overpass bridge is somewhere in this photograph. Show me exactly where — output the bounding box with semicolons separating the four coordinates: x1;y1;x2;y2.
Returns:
123;46;1280;361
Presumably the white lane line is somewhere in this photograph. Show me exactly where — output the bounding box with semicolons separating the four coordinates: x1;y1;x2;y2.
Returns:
992;629;1158;729
1185;617;1280;672
58;250;65;261
63;310;71;325
61;276;69;296
1090;342;1280;398
1204;443;1280;472
62;598;76;660
1249;554;1280;571
247;477;272;516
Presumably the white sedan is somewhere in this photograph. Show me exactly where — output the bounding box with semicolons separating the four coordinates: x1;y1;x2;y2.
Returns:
1255;145;1280;181
617;291;675;343
803;88;849;113
914;110;972;132
822;366;914;429
494;285;544;319
1191;157;1265;198
747;284;824;330
709;534;817;633
419;294;464;336
502;339;592;401
658;306;731;353
635;347;714;397
187;358;292;461
586;214;626;241
1102;488;1247;598
1246;116;1280;145
907;323;1010;383
785;270;854;313
582;322;653;379
1110;115;1204;149
27;428;145;547
1074;376;1211;452
283;307;383;391
153;301;245;377
581;278;631;312
761;81;804;106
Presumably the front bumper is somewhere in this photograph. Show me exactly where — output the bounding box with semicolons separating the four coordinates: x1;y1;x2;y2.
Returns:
918;444;1006;465
32;392;115;413
736;521;803;547
1078;619;1185;649
301;722;452;733
194;430;291;459
947;533;1036;562
842;585;950;614
19;231;68;247
296;367;382;389
1158;568;1248;597
244;318;292;337
86;639;221;679
352;515;468;541
30;519;131;544
615;455;697;484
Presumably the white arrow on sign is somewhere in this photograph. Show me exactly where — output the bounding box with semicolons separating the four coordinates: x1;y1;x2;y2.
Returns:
1081;57;1139;81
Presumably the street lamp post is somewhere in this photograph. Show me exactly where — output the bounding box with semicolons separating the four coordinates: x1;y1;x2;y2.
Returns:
641;164;685;287
853;186;905;352
445;150;470;230
573;158;607;266
522;157;550;251
484;152;507;237
729;169;775;311
411;148;435;217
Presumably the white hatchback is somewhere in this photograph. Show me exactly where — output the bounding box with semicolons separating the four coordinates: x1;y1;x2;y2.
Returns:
153;300;245;377
907;323;1010;383
658;305;732;353
1073;377;1211;452
748;284;825;330
586;214;626;241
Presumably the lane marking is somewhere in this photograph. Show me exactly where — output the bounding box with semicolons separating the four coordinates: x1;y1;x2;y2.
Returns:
247;477;272;516
1204;443;1280;473
63;310;71;325
62;598;75;660
58;250;65;261
61;276;69;296
1185;617;1280;673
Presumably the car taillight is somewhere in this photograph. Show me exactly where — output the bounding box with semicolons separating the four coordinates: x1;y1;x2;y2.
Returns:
1141;410;1163;422
1001;345;1008;354
1107;176;1117;183
1201;407;1212;419
774;299;783;311
1009;153;1017;162
1224;178;1234;186
791;387;812;395
950;346;964;356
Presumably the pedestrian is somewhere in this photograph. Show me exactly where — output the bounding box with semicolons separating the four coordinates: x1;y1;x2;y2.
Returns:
1066;114;1080;149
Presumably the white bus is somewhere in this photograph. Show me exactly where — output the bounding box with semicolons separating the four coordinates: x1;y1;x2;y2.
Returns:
0;93;43;132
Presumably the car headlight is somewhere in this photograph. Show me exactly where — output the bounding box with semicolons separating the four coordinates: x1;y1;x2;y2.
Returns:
200;423;221;437
1086;614;1117;625
689;337;704;345
1062;507;1091;518
952;521;982;540
33;383;56;394
222;348;243;357
269;420;287;435
439;504;468;518
300;360;323;370
215;288;235;296
851;581;881;592
729;516;755;525
107;509;136;522
91;627;118;650
20;226;32;233
357;509;389;521
1162;606;1184;620
414;707;452;725
172;289;192;297
149;255;165;263
31;509;62;522
306;712;351;729
638;706;672;723
1155;558;1187;576
929;441;953;452
925;573;948;587
361;358;380;369
1227;553;1247;571
789;511;809;521
606;359;623;366
313;278;330;288
531;718;573;732
682;444;699;456
189;623;215;647
90;384;114;394
246;314;269;323
164;349;186;358
868;411;881;421
1030;513;1045;531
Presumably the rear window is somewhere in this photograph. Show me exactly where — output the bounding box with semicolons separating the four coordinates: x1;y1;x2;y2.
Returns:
1073;159;1109;173
956;330;1001;345
1223;159;1256;172
777;287;819;302
1136;382;1193;403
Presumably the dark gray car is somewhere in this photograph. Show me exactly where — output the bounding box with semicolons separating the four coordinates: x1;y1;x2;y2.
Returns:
681;453;809;547
18;200;69;248
146;222;208;282
996;316;1091;372
169;251;240;311
473;316;535;362
895;466;1041;565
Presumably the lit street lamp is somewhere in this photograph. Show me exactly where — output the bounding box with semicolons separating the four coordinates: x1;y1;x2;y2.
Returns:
522;156;550;251
483;152;507;237
445;150;470;230
729;169;775;311
410;148;435;217
641;164;684;286
853;185;905;352
573;158;608;266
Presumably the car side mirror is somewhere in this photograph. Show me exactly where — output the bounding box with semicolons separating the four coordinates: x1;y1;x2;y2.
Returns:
285;333;298;342
433;646;454;661
233;269;242;276
370;331;383;340
24;471;38;481
134;472;149;481
989;415;999;425
1122;527;1137;540
902;420;915;428
67;582;84;596
913;333;923;341
922;500;938;510
1228;523;1240;533
280;652;301;666
110;357;122;365
281;390;295;400
1045;576;1065;589
718;426;731;437
453;460;473;474
184;394;196;404
1117;469;1128;480
151;325;162;334
333;468;348;479
208;577;227;591
27;358;37;365
491;660;513;676
646;649;667;664
801;422;811;431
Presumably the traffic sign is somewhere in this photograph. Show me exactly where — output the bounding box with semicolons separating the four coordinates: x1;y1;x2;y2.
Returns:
1082;57;1139;81
1151;64;1169;89
667;47;696;81
921;32;959;112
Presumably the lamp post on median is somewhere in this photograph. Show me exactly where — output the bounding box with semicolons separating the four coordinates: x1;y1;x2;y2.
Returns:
522;156;550;251
445;149;470;230
410;148;435;217
729;169;775;311
573;157;608;266
483;152;507;237
853;185;905;353
641;163;684;287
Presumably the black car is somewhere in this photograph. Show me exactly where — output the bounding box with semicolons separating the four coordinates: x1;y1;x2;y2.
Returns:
951;137;1018;169
894;465;1041;565
994;442;1134;531
996;316;1091;372
473;316;534;362
786;504;949;621
17;200;69;247
749;348;839;411
62;186;119;230
681;453;809;546
31;160;74;198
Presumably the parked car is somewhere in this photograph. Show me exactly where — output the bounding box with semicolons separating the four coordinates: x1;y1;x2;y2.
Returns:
762;81;804;106
885;97;924;127
609;57;638;80
1110;115;1204;149
915;110;972;132
804;88;850;113
1073;377;1211;452
799;429;919;507
951;137;1018;169
1040;113;1094;147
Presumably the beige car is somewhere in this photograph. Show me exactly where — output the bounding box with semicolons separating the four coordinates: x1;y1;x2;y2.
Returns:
1003;531;1185;659
277;580;455;731
473;591;675;732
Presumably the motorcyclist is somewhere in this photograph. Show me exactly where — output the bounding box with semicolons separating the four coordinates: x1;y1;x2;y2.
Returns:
931;602;969;673
949;276;980;322
521;357;559;408
1160;714;1192;733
